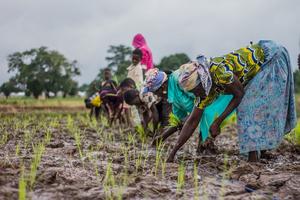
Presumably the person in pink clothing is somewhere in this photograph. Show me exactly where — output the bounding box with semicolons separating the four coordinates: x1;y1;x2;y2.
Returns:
132;33;154;71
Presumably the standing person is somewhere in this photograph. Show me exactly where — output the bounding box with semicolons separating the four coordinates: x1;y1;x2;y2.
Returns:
167;40;297;162
127;48;145;89
132;33;154;71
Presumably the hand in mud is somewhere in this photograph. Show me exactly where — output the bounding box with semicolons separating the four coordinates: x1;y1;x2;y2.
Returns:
209;121;221;138
203;137;217;153
166;155;174;163
151;136;161;147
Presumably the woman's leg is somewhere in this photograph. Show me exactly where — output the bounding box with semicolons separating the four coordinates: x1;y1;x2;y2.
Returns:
248;151;259;162
196;133;203;154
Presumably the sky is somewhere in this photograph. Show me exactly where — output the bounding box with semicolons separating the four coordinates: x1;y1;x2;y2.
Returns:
0;0;300;85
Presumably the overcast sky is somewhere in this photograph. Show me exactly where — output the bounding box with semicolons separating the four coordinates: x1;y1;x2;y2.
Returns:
0;0;300;85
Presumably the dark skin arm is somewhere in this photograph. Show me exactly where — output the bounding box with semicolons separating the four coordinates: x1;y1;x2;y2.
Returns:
151;116;187;146
167;108;203;162
151;126;178;146
167;75;245;162
210;75;244;137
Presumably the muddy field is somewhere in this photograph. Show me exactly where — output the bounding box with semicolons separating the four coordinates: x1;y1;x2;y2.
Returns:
0;111;300;200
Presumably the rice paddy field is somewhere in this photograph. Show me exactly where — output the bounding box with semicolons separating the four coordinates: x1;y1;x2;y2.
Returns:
0;97;300;200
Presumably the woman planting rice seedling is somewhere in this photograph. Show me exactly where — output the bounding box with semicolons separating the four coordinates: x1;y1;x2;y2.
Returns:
142;68;233;151
124;89;159;135
166;40;297;162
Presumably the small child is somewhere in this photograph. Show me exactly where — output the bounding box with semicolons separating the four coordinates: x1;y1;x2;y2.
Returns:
127;49;145;90
101;68;117;91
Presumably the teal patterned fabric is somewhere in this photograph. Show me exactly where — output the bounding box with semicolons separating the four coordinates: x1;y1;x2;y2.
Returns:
237;40;297;153
167;69;233;141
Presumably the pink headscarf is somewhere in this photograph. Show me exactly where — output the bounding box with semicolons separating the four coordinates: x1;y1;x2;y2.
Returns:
132;33;154;71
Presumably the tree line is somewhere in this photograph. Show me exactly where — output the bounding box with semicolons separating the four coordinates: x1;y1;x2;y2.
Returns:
1;47;80;98
0;44;190;98
3;45;298;98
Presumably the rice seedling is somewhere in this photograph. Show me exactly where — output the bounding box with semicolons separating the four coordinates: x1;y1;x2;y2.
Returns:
18;165;27;200
286;120;300;146
177;161;185;193
23;130;32;149
154;140;165;177
29;142;45;189
161;157;167;179
168;112;181;128
15;143;20;157
44;129;52;144
0;130;9;146
141;146;151;174
49;118;59;129
86;147;99;178
74;129;83;159
193;162;199;199
103;160;116;200
67;114;74;133
219;154;229;199
136;124;146;143
121;145;129;185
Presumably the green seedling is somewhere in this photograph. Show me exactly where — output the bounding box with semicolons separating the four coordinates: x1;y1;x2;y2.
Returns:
168;112;181;128
0;130;9;146
15;143;20;157
19;166;26;200
29;142;45;189
136;124;146;144
177;161;185;193
74;130;83;159
154;141;165;177
219;154;229;199
103;160;116;200
193;162;199;199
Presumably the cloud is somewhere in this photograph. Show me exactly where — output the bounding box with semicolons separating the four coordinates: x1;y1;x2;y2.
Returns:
0;0;299;85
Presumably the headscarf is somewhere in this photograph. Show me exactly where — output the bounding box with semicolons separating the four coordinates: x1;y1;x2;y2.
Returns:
142;68;168;93
179;55;212;96
132;33;154;71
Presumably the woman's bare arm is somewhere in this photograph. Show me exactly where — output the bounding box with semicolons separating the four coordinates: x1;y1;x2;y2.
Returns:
167;107;203;162
210;75;244;137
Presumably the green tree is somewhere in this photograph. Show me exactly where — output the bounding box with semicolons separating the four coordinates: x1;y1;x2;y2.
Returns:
294;70;300;93
157;53;190;71
79;83;89;92
0;79;20;98
7;47;80;98
105;45;132;81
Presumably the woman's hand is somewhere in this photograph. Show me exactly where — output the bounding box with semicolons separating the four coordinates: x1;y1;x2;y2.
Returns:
209;120;221;138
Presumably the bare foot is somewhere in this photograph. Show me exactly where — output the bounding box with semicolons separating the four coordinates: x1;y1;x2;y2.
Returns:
260;150;273;159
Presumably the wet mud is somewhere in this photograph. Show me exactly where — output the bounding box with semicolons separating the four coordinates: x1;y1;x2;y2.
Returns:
0;112;299;199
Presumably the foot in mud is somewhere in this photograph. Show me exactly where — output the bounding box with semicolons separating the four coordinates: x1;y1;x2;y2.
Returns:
260;150;274;160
